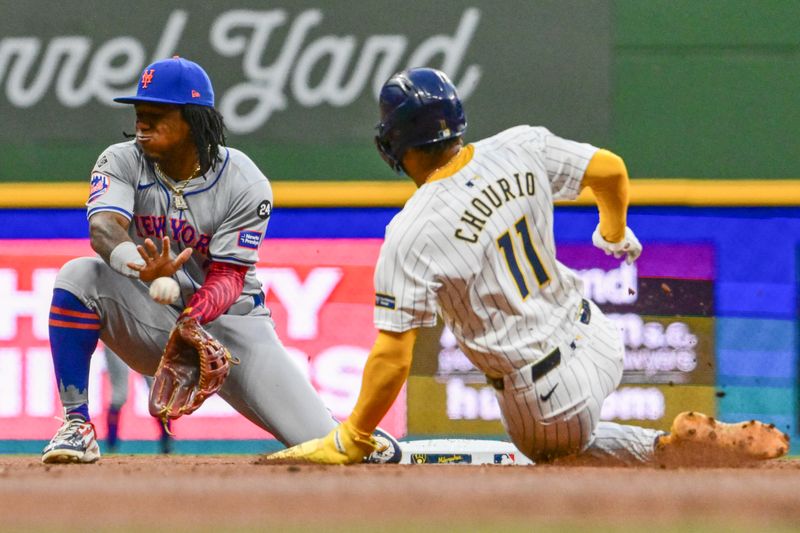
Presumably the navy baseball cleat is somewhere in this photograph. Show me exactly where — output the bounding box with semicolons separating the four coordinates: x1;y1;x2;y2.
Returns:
42;413;101;464
365;427;402;464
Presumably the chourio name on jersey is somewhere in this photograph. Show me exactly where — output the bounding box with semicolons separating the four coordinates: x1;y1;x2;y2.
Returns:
455;172;537;243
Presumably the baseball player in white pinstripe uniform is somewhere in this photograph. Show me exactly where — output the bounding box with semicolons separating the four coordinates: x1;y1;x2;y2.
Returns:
268;68;789;465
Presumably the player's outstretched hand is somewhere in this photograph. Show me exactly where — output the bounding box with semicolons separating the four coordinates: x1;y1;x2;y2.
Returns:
264;421;380;465
592;224;642;265
129;236;193;282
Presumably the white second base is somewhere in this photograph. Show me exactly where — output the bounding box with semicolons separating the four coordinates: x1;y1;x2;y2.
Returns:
399;439;534;465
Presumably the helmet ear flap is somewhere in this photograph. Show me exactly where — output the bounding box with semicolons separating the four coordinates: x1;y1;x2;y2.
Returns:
374;135;403;174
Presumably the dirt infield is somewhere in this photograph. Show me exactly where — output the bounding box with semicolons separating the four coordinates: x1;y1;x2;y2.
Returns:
2;455;800;533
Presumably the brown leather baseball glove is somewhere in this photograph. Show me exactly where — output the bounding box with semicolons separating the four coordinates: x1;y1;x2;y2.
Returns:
149;317;238;427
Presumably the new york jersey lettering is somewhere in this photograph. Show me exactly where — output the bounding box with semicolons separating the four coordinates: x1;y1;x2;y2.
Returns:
134;214;211;255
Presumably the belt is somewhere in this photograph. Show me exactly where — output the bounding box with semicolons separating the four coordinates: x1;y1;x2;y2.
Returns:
487;347;561;391
485;299;590;391
253;292;265;308
578;298;591;325
226;292;265;316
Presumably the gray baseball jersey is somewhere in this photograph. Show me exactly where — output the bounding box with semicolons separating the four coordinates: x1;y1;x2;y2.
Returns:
55;140;338;445
374;126;662;463
87;140;269;310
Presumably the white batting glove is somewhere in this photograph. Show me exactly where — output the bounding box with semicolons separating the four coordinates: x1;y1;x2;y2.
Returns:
592;224;642;265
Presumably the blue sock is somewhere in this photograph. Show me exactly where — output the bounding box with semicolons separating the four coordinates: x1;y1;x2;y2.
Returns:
49;289;101;421
107;407;121;449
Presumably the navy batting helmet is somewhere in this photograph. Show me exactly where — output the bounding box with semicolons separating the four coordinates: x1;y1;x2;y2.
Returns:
375;68;467;173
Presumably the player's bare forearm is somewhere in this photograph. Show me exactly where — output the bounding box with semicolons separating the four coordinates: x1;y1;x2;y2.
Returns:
348;329;417;437
89;211;133;262
581;149;629;242
89;214;192;280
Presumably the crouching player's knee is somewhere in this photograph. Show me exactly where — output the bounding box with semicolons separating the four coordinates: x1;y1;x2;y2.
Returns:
56;257;106;292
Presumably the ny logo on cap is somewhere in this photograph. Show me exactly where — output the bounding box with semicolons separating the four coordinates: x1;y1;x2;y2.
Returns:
141;69;155;89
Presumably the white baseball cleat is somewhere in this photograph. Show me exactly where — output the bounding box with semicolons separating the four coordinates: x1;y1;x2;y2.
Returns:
365;427;402;464
41;414;101;464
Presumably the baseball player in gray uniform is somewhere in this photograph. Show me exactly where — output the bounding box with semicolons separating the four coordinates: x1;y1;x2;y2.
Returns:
268;68;789;465
41;57;400;464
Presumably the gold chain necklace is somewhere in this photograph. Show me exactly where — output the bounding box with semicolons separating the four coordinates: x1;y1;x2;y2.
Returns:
154;162;202;210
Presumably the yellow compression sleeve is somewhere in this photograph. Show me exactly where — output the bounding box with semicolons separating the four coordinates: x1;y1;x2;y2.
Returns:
347;329;418;439
581;149;630;243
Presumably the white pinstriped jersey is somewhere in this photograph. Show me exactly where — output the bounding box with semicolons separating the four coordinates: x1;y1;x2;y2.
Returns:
374;126;598;376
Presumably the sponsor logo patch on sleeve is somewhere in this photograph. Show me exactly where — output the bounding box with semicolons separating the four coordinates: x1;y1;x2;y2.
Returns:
375;292;396;310
237;230;262;249
88;172;110;204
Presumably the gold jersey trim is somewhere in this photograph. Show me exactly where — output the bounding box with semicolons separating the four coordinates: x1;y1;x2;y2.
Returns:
424;144;475;184
2;179;800;207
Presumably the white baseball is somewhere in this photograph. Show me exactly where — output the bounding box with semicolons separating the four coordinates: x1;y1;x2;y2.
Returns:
149;277;180;305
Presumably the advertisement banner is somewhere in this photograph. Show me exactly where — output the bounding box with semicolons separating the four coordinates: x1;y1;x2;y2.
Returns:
0;239;406;440
408;243;716;435
0;1;610;181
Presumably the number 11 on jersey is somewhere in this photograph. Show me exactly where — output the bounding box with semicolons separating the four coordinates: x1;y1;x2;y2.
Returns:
497;215;550;299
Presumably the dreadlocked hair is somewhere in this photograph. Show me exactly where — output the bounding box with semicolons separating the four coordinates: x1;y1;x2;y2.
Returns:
182;104;227;171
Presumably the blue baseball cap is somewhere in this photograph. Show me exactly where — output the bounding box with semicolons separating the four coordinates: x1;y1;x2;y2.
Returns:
114;57;215;107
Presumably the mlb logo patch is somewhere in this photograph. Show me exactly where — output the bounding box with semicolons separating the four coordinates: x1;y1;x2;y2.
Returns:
375;293;396;310
493;453;515;465
88;173;110;204
237;230;262;249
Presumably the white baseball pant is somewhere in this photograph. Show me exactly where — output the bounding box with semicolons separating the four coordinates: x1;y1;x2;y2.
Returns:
493;300;663;464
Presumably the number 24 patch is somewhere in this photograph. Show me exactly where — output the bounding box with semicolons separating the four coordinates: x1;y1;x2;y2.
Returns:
256;200;272;220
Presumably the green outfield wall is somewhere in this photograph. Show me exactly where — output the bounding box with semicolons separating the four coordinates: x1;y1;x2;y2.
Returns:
0;1;796;184
614;0;800;179
0;1;610;183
